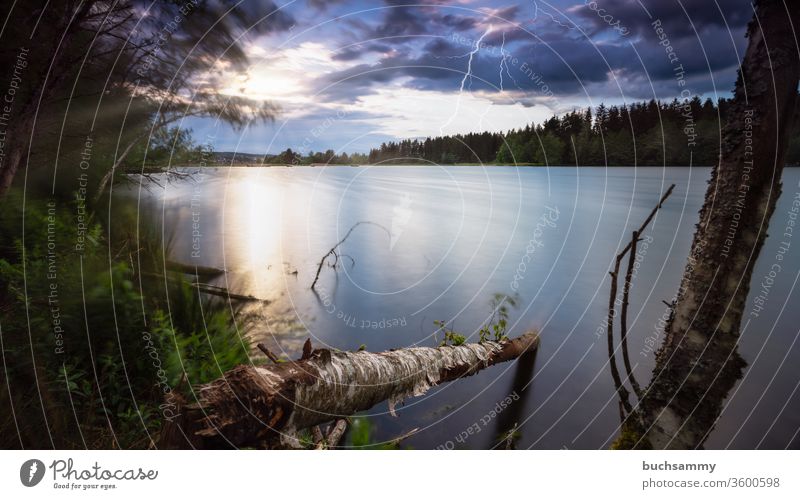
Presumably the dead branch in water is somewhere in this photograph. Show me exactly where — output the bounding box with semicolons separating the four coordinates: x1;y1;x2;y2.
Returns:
310;221;390;290
166;260;226;277
620;231;642;399
324;419;348;448
159;331;539;449
191;282;266;303
607;184;674;417
256;343;280;363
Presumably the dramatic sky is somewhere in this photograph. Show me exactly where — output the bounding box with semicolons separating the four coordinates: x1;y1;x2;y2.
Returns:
190;0;753;154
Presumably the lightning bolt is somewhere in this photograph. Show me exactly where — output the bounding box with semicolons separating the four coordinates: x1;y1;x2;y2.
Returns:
477;30;529;132
497;31;523;93
440;25;492;136
28;462;37;483
529;0;576;31
434;51;475;61
498;31;506;92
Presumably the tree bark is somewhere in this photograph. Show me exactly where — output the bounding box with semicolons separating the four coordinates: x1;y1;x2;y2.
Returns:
159;332;539;449
625;0;800;449
0;1;98;197
0;141;27;196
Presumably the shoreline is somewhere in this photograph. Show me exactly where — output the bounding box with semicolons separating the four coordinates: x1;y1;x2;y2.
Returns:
130;163;800;170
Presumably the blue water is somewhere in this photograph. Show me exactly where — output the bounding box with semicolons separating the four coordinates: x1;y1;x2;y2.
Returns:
127;165;800;449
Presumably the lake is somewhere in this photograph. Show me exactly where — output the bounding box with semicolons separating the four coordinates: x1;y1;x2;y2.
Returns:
124;165;800;449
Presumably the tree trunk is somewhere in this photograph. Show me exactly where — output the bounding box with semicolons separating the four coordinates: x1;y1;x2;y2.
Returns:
626;0;800;449
0;142;26;196
92;129;149;204
0;2;95;197
159;332;539;449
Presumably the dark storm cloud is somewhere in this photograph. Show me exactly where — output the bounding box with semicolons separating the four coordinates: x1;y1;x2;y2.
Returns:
373;3;431;37
313;35;596;100
348;2;522;46
316;27;735;98
332;42;394;61
422;38;464;58
221;0;295;33
437;13;479;31
571;0;752;39
492;5;523;22
305;1;751;103
306;0;349;10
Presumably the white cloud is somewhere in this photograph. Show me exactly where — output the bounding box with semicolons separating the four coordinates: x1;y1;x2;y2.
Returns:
218;42;349;108
350;86;553;138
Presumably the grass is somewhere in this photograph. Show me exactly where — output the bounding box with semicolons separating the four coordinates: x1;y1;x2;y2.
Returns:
0;190;252;449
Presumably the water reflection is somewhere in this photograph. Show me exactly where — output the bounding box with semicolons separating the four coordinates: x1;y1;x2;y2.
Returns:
123;166;800;449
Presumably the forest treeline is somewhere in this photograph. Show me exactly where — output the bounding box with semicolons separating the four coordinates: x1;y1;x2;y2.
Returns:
163;96;800;168
364;96;800;166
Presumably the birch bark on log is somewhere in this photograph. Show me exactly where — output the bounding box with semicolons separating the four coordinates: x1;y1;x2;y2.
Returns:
160;332;539;449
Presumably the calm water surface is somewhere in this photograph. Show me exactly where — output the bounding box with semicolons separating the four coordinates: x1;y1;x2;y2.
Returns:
124;166;800;449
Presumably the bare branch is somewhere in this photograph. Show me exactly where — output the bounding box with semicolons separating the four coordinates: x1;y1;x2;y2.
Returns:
311;221;391;290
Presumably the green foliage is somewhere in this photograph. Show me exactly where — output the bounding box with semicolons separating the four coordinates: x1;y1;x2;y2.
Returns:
531;133;564;165
366;97;800;166
478;293;518;342
150;303;250;388
345;417;400;450
497;423;522;449
439;152;458;164
0;194;252;448
435;293;520;346
125;125;207;167
347;417;373;447
611;420;652;450
496;142;512;163
434;320;467;346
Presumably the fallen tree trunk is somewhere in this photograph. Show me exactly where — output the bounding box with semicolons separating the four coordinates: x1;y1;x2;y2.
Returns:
160;332;539;449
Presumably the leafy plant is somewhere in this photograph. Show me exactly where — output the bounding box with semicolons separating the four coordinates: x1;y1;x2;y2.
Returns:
345;417;400;450
435;293;520;346
434;320;466;346
0;193;254;449
478;293;519;342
